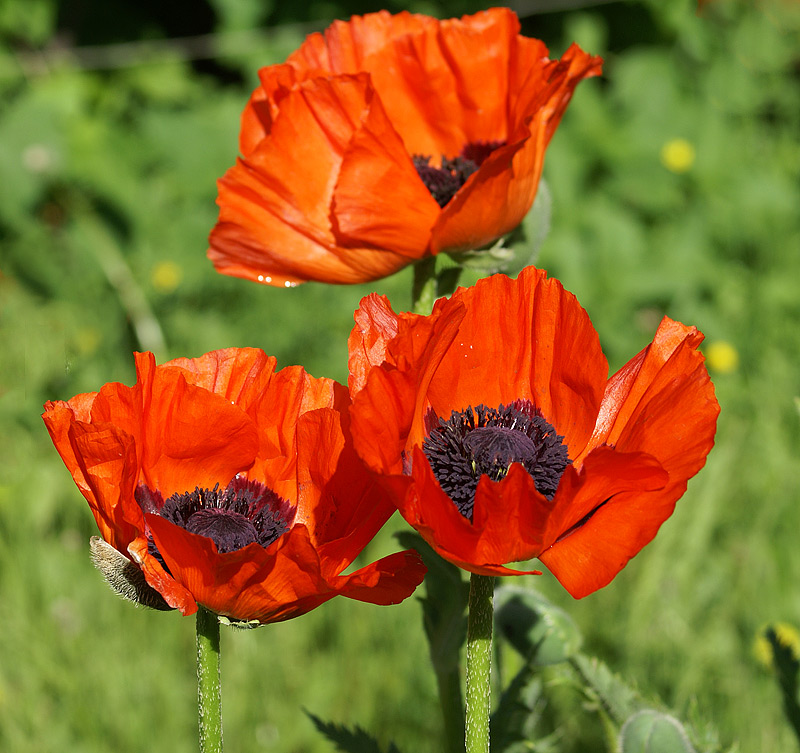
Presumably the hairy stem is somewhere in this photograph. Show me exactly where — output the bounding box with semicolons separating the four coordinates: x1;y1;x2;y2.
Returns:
465;574;494;753
196;606;223;753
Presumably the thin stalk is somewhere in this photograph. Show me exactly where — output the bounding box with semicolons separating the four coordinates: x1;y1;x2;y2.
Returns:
196;606;223;753
412;257;438;314
435;663;466;753
465;574;494;753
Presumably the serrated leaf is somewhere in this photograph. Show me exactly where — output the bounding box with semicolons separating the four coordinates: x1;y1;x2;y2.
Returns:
306;711;402;753
494;585;582;667
491;661;544;749
570;654;644;726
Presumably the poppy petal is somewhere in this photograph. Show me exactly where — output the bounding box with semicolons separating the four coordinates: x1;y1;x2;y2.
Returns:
586;318;703;450
42;404;142;551
350;297;467;459
332;88;440;256
147;514;321;622
165;348;278;410
430;136;534;254
390;448;543;575
295;407;396;575
68;422;141;550
541;322;718;598
430;43;602;254
417;268;607;455
128;536;198;615
347;293;400;394
88;353;259;496
210;74;414;285
332;549;427;605
399;462;542;577
349;8;515;157
291;10;514;156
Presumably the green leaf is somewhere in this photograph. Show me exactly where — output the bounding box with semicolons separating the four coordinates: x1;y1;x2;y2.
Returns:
619;710;697;753
491;662;558;753
570;654;644;727
306;712;402;753
494;585;582;667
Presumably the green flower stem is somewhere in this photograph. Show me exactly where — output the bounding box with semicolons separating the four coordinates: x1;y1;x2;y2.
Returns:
196;606;223;753
412;257;438;314
465;574;494;753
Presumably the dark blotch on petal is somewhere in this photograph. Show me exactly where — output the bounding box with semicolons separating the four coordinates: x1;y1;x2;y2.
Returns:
413;140;506;208
185;507;259;553
423;400;570;520
138;476;296;559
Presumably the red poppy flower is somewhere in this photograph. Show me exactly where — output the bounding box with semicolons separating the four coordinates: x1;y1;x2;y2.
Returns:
208;8;602;287
348;267;719;598
42;348;425;623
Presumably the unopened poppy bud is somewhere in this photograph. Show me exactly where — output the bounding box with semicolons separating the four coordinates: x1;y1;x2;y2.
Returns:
89;536;171;611
619;710;697;753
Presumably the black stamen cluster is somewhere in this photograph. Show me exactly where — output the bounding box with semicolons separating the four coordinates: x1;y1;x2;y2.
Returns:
412;140;506;208
136;477;294;557
413;155;478;207
422;399;570;521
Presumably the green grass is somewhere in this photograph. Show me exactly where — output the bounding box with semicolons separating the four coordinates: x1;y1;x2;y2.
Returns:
1;0;800;751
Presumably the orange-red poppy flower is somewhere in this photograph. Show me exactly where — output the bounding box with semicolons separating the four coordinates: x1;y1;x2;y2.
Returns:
348;267;719;598
43;348;425;623
208;8;602;287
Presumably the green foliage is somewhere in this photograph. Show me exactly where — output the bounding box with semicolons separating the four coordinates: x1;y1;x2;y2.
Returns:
396;532;468;675
1;1;800;752
495;585;582;668
307;712;403;753
571;653;644;728
619;711;697;753
765;626;800;747
491;667;561;753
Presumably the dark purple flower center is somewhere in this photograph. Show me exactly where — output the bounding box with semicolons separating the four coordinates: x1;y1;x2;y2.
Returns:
135;477;295;561
422;399;570;521
413;140;505;208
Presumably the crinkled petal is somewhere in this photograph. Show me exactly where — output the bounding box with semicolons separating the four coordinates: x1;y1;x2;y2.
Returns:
391;448;544;572
164;348;277;410
209;74;414;285
416;268;607;455
332;88;440;256
430;42;601;254
584;317;714;459
347;293;400;394
294;407;396;575
541;321;719;598
147;516;421;623
128;536;197;615
87;352;259;496
68;422;141;551
539;447;681;598
43;396;142;550
330;549;427;604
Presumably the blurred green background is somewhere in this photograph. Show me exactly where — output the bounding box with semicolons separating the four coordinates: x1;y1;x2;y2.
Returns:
1;0;799;750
